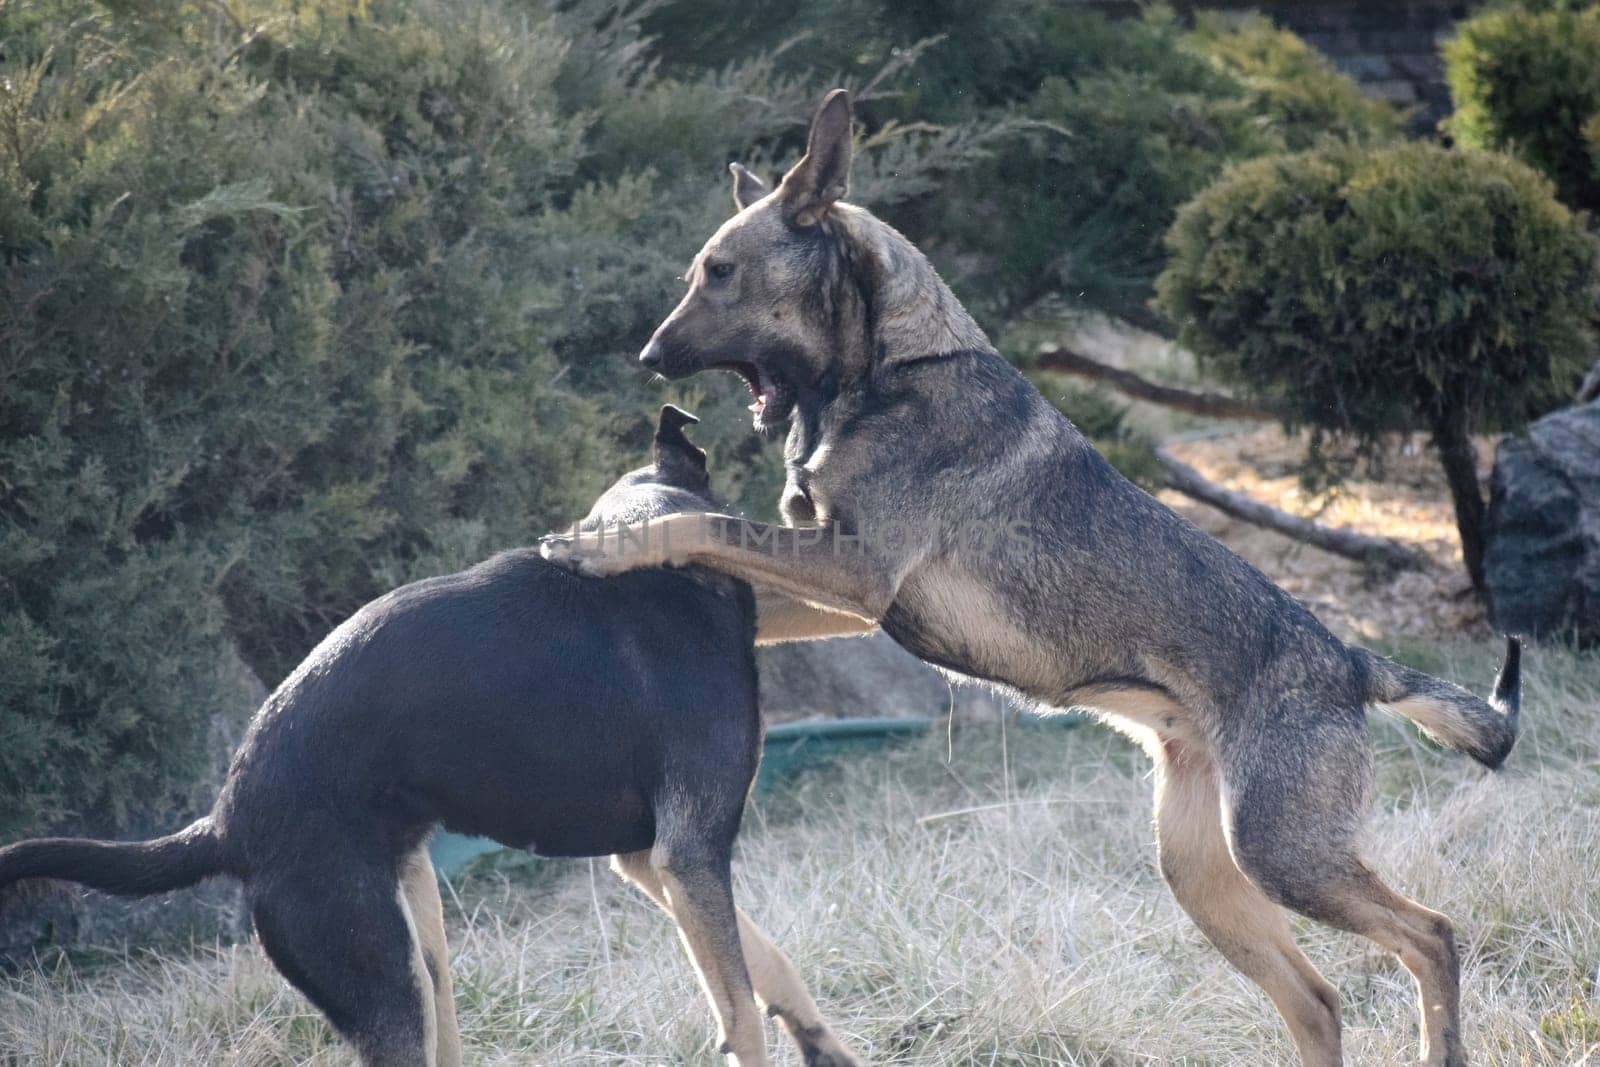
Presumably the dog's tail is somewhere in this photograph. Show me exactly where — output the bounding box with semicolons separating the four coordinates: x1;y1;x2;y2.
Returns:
0;816;226;897
1359;636;1522;770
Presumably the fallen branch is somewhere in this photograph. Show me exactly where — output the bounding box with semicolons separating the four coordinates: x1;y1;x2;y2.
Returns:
1035;343;1272;421
1156;447;1428;571
1578;359;1600;404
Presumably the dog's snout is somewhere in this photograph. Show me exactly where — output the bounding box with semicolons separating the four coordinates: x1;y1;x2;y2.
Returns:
639;341;663;369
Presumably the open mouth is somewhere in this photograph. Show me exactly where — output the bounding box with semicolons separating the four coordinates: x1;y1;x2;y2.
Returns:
715;361;794;431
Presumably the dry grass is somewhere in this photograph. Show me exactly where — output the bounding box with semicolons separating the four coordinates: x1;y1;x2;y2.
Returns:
3;641;1597;1066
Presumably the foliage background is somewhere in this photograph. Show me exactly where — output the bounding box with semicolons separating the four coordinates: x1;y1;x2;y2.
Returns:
1158;142;1595;445
0;0;1582;846
1445;1;1600;214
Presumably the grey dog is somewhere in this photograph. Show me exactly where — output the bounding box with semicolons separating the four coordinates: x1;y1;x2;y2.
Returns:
543;90;1522;1067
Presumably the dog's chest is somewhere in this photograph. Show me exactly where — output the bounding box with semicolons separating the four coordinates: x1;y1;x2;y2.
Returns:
781;465;820;525
882;562;1059;697
781;441;850;527
782;399;874;526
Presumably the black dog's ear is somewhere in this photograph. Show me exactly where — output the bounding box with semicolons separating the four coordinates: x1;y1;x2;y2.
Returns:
652;404;708;484
779;89;852;228
656;403;700;441
729;162;770;212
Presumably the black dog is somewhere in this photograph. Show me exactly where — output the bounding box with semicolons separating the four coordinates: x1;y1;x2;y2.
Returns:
0;406;858;1067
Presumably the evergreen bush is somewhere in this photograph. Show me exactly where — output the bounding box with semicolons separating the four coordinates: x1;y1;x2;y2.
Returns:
856;7;1398;334
1444;3;1600;212
0;0;918;836
1156;142;1597;592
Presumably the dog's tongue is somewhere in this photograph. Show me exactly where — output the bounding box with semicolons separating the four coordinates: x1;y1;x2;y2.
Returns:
747;381;773;417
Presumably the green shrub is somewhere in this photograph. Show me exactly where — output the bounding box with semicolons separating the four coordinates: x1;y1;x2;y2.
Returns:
1444;4;1600;211
868;7;1399;333
0;1;612;835
1156;142;1597;592
641;2;1397;333
1587;113;1600;185
0;0;960;838
1186;14;1400;152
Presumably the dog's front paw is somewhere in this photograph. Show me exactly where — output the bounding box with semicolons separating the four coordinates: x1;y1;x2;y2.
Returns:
538;532;581;566
539;532;620;577
540;528;674;577
804;1046;864;1067
800;1031;865;1067
538;534;573;561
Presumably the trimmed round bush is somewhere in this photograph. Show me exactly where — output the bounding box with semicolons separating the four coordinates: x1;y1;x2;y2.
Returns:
1444;4;1600;211
1156;141;1597;592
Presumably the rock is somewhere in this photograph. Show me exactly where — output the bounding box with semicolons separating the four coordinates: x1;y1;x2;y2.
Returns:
0;645;264;967
1485;400;1600;647
758;631;1009;722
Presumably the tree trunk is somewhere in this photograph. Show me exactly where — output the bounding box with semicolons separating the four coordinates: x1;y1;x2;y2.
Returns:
1429;403;1488;595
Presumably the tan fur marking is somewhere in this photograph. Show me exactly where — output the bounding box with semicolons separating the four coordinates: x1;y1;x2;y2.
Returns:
400;849;460;1067
1155;743;1343;1066
611;851;769;1067
552;511;896;620
755;588;877;645
394;880;439;1067
1383;695;1481;754
1313;867;1463;1066
612;852;858;1066
658;868;767;1066
733;911;861;1064
1063;682;1205;754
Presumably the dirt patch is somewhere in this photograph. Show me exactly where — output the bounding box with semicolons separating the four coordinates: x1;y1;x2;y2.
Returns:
1158;424;1492;646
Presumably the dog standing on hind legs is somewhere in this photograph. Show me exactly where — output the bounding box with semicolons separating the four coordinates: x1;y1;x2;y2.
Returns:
0;407;861;1067
543;88;1524;1066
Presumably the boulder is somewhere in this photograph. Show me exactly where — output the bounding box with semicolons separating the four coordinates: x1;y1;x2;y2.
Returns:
758;631;1008;722
1485;400;1600;647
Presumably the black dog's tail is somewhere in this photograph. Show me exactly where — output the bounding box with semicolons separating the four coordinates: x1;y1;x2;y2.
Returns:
1360;636;1522;770
0;817;226;897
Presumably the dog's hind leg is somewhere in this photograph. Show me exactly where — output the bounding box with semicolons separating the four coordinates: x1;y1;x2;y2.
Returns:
251;860;436;1067
611;848;769;1066
733;910;861;1067
400;847;461;1067
1223;711;1466;1067
1154;739;1343;1066
614;849;859;1066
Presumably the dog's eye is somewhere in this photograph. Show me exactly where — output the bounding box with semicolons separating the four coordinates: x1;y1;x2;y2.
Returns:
706;261;736;283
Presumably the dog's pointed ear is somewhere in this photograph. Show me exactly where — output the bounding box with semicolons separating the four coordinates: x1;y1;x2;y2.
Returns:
779;89;852;228
652;404;708;483
729;162;770;212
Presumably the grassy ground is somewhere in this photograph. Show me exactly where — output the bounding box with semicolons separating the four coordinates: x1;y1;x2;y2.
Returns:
2;640;1597;1065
